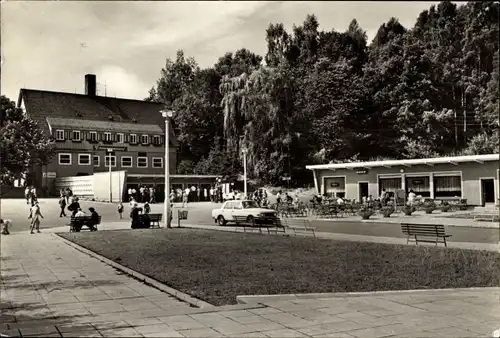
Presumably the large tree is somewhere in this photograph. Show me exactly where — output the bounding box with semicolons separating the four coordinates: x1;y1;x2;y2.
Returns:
0;96;56;186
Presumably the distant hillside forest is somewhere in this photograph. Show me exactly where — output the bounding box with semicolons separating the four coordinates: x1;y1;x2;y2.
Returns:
146;1;499;185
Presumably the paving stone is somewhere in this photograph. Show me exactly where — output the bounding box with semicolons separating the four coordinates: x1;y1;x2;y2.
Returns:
323;320;372;333
264;312;316;329
248;307;284;315
242;321;287;332
125;317;163;327
424;326;482;337
57;323;96;333
261;328;308;337
158;314;208;330
0;329;21;337
134;324;183;336
346;323;416;338
18;325;60;336
98;327;143;337
312;333;355;338
296;323;343;336
179;328;225;337
92;321;131;330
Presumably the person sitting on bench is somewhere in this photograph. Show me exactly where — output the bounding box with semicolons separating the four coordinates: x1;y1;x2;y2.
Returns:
87;207;100;231
74;208;86;217
1;219;12;235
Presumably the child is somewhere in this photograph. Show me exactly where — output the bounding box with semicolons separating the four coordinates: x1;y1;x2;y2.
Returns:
118;202;124;219
143;201;151;214
1;219;12;235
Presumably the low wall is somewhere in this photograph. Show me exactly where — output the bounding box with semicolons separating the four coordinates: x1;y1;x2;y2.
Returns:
0;186;26;198
55;176;93;197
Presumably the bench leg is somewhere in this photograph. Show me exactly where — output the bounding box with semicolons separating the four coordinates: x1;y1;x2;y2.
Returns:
311;229;316;238
414;235;418;245
443;237;448;247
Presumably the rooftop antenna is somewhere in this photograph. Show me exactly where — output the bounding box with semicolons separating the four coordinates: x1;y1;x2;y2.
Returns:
104;81;107;97
96;82;100;96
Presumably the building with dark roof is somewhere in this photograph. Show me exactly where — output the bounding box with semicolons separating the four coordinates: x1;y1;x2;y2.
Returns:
17;74;219;201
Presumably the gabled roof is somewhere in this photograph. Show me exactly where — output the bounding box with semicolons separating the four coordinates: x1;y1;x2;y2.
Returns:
306;154;500;170
18;89;178;146
46;117;164;134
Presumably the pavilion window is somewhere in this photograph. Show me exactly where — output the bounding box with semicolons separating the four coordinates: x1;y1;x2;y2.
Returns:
406;176;430;197
379;177;401;197
434;175;462;198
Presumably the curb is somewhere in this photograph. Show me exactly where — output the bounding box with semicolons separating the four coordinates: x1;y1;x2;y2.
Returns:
237;286;500;304
53;233;216;309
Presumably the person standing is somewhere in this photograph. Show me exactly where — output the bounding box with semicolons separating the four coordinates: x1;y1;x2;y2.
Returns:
59;195;67;217
28;201;44;234
210;187;214;202
183;187;190;208
118;202;124;219
143;201;151;214
128;188;133;201
380;188;388;207
203;188;208;202
25;186;31;205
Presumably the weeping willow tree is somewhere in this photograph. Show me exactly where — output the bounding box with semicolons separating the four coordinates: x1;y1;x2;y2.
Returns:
219;73;249;155
239;66;295;183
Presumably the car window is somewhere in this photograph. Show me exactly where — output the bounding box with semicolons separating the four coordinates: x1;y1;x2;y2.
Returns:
242;201;259;209
222;202;231;209
233;202;242;210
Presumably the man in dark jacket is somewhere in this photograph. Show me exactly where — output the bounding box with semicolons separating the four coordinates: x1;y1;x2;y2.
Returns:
87;207;100;231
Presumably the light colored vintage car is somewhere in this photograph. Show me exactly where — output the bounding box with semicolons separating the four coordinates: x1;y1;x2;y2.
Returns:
211;200;277;226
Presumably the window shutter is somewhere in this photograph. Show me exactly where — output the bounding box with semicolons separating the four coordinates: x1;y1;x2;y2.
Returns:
68;131;72;140
102;133;106;142
86;132;90;141
125;134;129;143
113;134;117;142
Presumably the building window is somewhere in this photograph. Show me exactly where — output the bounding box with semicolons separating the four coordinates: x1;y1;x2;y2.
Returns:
153;135;161;145
104;132;112;142
105;155;116;167
152;157;163;168
93;155;100;167
434;175;462;198
117;133;124;144
78;154;91;165
130;134;137;144
379;177;401;197
56;130;65;141
324;177;345;198
121;156;132;168
58;153;72;165
140;135;149;144
90;131;97;142
72;130;81;141
137;157;148;168
406;176;430;197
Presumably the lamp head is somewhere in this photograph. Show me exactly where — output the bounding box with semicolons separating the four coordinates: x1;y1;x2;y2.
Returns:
161;110;174;118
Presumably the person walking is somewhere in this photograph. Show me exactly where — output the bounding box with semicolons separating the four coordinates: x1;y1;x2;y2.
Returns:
203;188;208;202
183;187;190;207
210;187;214;202
28;201;44;234
59;195;67;217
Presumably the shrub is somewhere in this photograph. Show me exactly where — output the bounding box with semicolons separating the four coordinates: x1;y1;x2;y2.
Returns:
358;206;375;219
380;206;395;217
402;205;416;216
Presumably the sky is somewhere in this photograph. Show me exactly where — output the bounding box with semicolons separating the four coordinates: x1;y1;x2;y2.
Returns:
1;1;441;102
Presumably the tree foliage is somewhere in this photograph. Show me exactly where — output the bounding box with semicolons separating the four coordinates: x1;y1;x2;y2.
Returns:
147;1;500;185
0;96;56;185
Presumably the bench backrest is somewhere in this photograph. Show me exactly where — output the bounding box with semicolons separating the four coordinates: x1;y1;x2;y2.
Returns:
284;218;312;229
70;215;102;224
401;223;446;236
144;213;162;221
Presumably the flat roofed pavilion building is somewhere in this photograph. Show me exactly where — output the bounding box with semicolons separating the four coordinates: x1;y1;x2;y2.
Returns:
306;154;500;207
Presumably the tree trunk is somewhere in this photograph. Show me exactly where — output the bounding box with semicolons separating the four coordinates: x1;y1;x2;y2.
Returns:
453;85;458;146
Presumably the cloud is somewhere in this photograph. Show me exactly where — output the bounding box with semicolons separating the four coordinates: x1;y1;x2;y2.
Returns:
1;1;442;102
96;65;151;100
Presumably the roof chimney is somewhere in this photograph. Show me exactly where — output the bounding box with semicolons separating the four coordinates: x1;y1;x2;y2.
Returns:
85;74;97;96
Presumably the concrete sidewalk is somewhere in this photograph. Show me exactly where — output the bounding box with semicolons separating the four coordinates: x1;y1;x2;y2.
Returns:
1;232;499;337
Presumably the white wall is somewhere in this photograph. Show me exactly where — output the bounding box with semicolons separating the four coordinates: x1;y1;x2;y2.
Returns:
92;170;127;202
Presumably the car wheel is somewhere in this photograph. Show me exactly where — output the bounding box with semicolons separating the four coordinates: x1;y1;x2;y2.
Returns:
217;216;226;226
246;215;254;224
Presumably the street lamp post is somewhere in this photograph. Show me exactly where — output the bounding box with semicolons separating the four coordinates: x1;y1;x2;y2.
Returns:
107;148;113;202
161;110;174;228
241;148;248;198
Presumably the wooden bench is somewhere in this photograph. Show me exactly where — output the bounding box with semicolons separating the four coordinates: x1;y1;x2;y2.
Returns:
69;215;101;232
267;217;287;235
233;215;262;233
140;213;162;228
177;210;188;227
401;223;452;247
283;218;316;237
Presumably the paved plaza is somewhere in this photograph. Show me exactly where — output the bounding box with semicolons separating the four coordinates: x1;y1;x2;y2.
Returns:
1;231;500;337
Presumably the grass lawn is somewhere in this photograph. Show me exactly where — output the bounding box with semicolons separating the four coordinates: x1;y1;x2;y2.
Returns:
443;212;499;222
59;229;500;306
